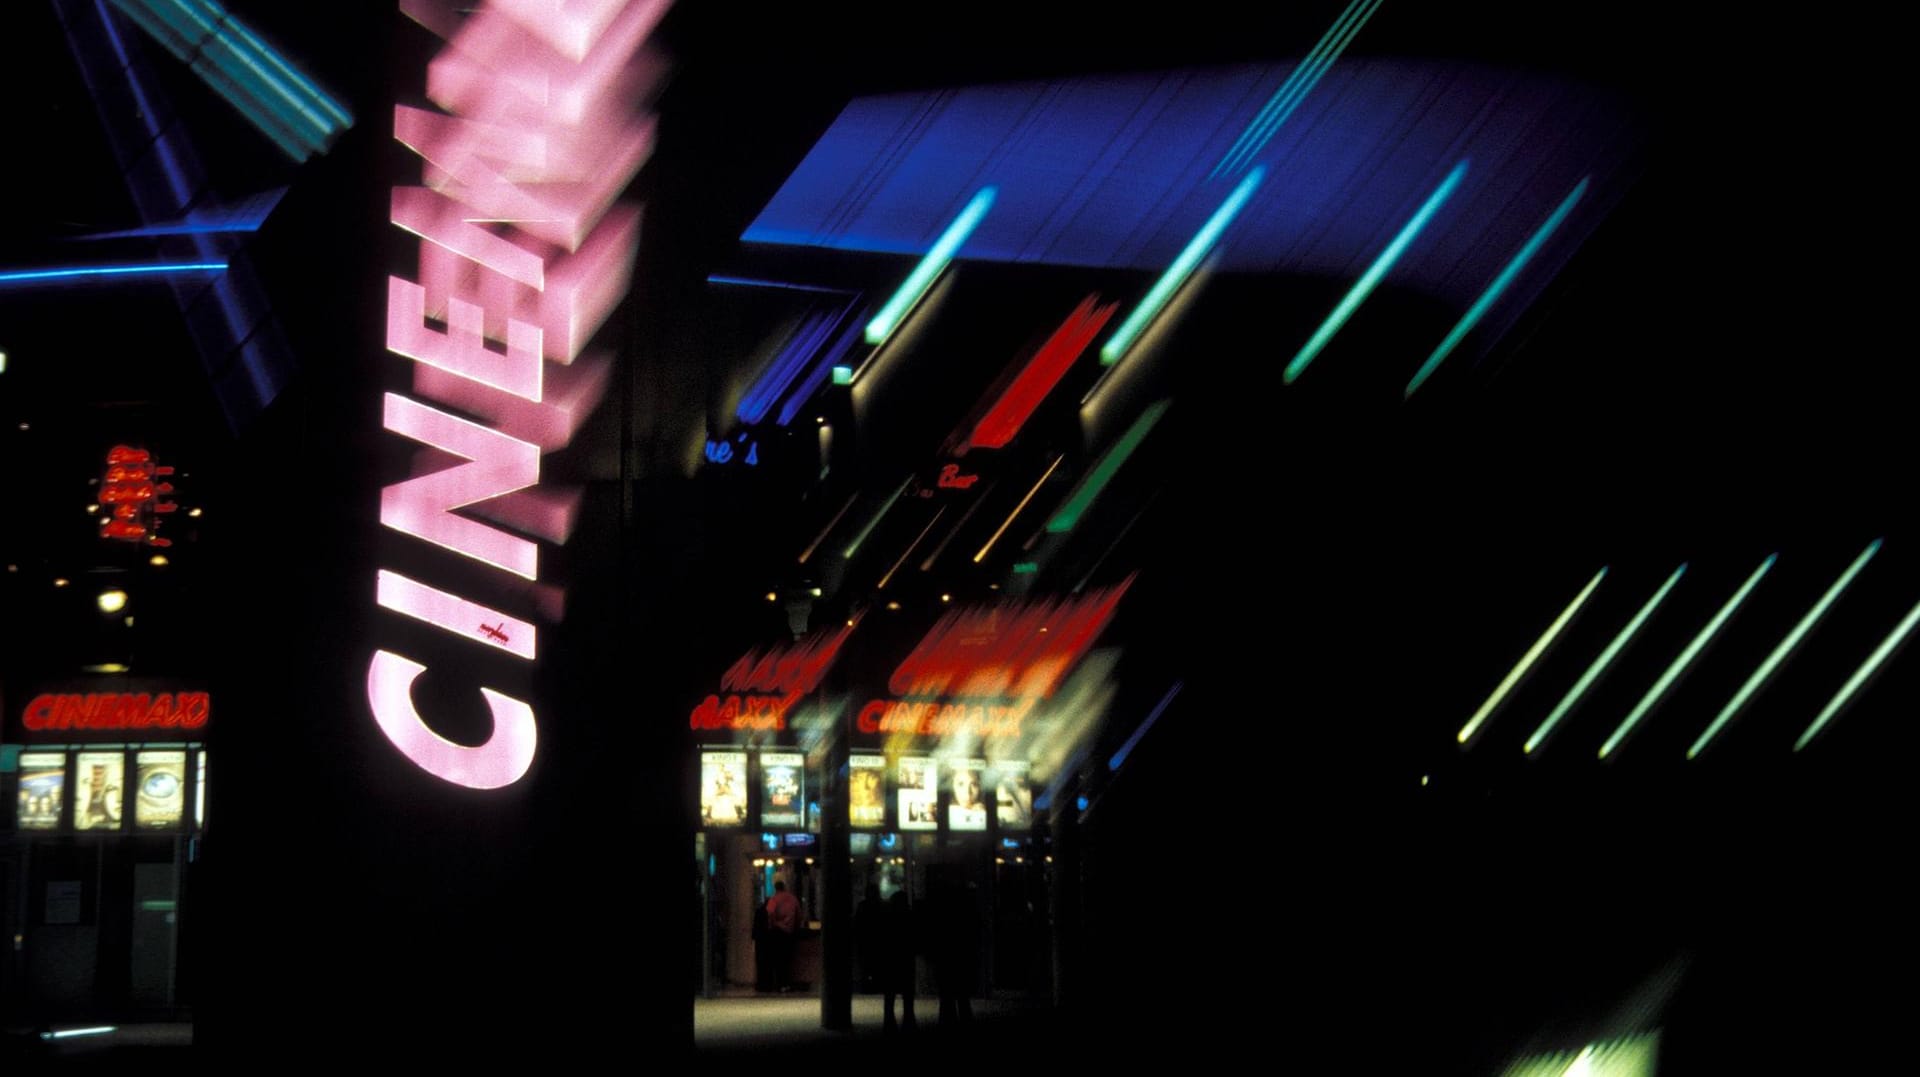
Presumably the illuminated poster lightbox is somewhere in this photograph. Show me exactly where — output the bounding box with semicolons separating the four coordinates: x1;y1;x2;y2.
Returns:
898;756;938;831
700;751;749;827
761;751;805;828
994;761;1032;829
135;750;188;829
74;751;124;831
849;754;886;829
17;752;64;830
948;758;987;831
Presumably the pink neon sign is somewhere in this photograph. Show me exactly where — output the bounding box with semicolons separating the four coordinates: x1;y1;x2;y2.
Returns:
368;0;665;790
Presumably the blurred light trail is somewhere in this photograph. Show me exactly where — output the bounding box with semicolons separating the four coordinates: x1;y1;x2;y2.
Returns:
964;296;1116;451
1046;401;1170;533
1795;592;1920;750
1689;539;1881;759
842;475;915;560
1406;176;1589;397
975;456;1062;563
107;0;352;161
76;187;286;239
1109;682;1183;771
738;307;841;424
865;187;996;346
920;485;995;571
0;261;225;286
1214;0;1384;177
1101;168;1263;366
775;319;863;427
706;275;856;294
1286;159;1469;384
1524;564;1686;755
1599;554;1776;760
877;508;945;589
1457;566;1607;746
798;493;859;564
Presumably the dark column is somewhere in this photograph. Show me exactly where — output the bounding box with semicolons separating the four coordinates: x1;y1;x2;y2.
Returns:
820;728;852;1030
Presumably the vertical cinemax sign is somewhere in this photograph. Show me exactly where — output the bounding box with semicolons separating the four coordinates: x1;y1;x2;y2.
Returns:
369;0;667;788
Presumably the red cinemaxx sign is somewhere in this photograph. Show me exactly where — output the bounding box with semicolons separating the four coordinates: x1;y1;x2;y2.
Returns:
24;692;210;732
364;1;666;790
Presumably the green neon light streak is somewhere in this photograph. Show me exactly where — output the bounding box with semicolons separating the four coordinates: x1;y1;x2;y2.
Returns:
864;187;996;346
1457;567;1608;746
1688;539;1882;759
841;475;915;560
1100;168;1265;365
1598;554;1776;760
1405;176;1589;398
1795;591;1920;751
1214;0;1382;177
1523;564;1686;755
1045;400;1170;533
1285;160;1469;384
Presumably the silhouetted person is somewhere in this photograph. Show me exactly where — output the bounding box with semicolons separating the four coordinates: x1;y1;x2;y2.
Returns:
855;883;884;992
882;890;918;1032
931;879;979;1027
764;879;802;993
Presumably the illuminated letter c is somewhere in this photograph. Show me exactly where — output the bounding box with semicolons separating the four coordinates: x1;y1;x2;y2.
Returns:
367;650;536;790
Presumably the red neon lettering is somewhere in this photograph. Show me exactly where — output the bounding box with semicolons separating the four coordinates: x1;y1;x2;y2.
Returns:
936;464;979;489
23;694;55;731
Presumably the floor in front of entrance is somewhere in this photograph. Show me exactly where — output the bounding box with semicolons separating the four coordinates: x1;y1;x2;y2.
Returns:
695;993;1053;1050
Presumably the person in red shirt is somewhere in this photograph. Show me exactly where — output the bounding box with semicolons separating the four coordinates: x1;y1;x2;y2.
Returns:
763;879;803;993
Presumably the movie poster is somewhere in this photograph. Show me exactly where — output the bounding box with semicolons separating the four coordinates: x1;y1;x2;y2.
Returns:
898;755;938;831
195;752;207;828
994;761;1032;829
74;751;124;832
700;751;749;826
761;751;805;828
948;758;987;831
135;750;188;830
849;754;886;828
17;752;64;830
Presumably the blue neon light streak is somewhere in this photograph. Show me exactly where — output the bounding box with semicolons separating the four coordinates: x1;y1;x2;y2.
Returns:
707;275;856;295
1405;177;1590;397
1100;167;1265;365
78;188;286;239
1109;682;1183;771
865;187;996;345
739;309;838;424
1286;160;1470;384
1214;0;1383;177
776;320;865;427
0;262;226;286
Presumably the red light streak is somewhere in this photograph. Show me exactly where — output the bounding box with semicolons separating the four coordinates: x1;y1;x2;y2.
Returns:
963;295;1116;453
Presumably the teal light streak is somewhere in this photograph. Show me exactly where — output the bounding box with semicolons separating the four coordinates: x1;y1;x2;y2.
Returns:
1598;554;1776;760
1457;567;1607;746
1523;564;1686;755
1795;592;1920;751
1405;176;1590;398
1045;401;1170;533
1688;539;1881;759
1100;168;1265;366
1284;160;1469;384
1213;0;1383;177
864;187;996;346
